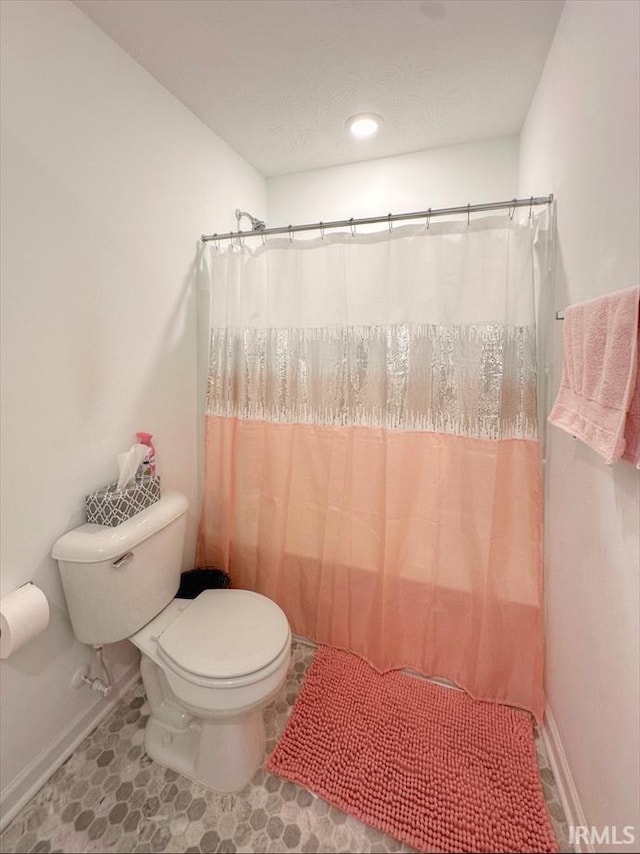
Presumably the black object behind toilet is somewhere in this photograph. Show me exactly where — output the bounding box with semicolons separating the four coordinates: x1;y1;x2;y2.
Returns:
176;568;232;599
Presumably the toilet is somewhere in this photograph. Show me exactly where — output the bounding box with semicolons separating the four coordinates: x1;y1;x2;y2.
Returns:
52;491;291;793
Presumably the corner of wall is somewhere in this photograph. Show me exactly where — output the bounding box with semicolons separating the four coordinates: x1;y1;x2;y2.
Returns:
518;0;640;843
542;704;592;853
0;660;140;832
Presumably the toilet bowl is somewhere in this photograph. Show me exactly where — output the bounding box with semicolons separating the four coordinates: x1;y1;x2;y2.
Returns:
52;491;291;793
130;590;291;792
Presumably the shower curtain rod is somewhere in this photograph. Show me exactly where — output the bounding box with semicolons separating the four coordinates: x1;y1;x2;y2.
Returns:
201;194;553;243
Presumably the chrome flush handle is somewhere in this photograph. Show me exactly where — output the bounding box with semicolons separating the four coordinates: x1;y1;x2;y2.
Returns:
112;552;133;569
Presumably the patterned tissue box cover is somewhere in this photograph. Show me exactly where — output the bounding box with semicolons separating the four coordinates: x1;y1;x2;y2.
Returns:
85;476;161;526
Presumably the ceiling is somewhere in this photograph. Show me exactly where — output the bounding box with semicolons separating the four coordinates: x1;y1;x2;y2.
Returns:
73;0;564;178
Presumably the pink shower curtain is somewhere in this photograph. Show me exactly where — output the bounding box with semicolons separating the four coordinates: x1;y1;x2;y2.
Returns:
197;216;548;721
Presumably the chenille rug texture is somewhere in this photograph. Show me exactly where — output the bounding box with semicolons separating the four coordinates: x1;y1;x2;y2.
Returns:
267;646;558;853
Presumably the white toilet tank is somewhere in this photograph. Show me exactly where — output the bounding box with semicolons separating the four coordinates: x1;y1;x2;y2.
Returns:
52;491;189;645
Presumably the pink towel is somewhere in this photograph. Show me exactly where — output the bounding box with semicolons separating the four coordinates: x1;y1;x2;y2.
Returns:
622;322;640;467
549;286;640;466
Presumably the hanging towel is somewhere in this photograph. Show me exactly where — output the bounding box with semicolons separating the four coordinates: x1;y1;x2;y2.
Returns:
622;321;640;467
548;285;640;465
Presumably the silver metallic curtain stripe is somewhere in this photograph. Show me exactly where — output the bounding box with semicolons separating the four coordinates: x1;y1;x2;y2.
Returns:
206;324;538;441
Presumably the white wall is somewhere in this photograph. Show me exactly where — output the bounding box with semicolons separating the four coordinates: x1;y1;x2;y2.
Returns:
3;0;637;842
267;137;519;227
519;1;640;848
0;0;266;821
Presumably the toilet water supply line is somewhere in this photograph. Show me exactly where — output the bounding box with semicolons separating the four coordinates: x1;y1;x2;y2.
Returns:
79;645;113;697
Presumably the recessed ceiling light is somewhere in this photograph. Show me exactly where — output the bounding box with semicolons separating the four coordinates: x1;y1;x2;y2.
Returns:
346;113;383;139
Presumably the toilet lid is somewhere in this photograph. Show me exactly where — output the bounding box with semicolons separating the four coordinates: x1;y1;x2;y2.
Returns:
157;589;290;679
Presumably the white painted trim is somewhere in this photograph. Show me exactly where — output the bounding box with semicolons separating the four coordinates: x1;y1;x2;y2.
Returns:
291;632;316;649
542;702;592;853
0;665;140;832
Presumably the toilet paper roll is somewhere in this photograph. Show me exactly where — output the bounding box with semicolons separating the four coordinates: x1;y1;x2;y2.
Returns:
0;583;50;659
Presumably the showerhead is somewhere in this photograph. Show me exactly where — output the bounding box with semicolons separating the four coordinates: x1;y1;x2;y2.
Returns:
235;208;266;232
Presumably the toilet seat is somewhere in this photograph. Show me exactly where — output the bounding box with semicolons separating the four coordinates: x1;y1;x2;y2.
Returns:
157;589;290;687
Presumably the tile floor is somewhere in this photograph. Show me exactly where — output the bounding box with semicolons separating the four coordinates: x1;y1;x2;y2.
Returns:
0;642;572;853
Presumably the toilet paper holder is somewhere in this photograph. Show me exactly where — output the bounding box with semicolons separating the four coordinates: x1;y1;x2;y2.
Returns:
0;581;51;659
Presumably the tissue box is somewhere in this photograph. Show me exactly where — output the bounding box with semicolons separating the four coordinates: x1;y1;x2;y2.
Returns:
85;476;161;526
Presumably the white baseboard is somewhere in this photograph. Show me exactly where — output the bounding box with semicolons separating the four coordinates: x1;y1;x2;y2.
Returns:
542;703;591;853
0;664;140;832
291;633;316;648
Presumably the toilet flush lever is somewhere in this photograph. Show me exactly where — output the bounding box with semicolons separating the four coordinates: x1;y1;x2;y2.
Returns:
112;552;133;569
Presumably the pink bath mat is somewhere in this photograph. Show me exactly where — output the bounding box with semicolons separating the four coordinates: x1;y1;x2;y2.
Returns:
267;646;558;853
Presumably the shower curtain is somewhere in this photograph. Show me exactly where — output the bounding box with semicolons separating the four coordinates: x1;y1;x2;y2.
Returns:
197;214;549;721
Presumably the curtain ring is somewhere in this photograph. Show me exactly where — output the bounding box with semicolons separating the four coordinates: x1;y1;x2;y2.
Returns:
213;235;220;253
467;203;471;227
261;233;266;247
529;196;534;220
426;208;432;229
288;225;294;243
350;217;356;237
388;213;393;234
509;198;517;220
320;222;325;240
